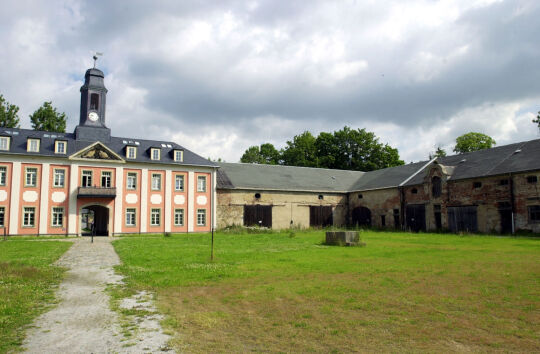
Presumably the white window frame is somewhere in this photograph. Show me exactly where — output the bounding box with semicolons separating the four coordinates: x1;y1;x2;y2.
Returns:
22;207;35;227
55;140;67;154
150;208;161;226
174;150;183;162
197;175;207;192
151;148;161;161
126;172;137;190
197;209;206;226
101;171;112;188
0;206;5;227
51;207;64;227
27;138;40;152
151;173;161;191
175;174;184;191
126;146;137;159
25;167;38;187
0;166;6;186
174;208;184;226
125;208;136;226
0;136;10;151
53;168;65;188
82;170;93;187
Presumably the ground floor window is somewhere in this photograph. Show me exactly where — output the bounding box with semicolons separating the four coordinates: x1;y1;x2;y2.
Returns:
150;208;161;226
197;209;206;226
528;205;540;223
0;207;4;227
23;207;35;227
51;207;64;227
126;208;136;226
174;209;184;226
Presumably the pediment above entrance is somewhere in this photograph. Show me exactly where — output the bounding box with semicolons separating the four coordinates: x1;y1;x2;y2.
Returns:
69;142;125;163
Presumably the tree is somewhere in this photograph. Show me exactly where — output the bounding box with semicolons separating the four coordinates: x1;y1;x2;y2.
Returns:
0;94;20;128
429;146;447;159
30;101;67;132
534;111;540;130
281;131;318;167
453;132;496;154
240;143;280;164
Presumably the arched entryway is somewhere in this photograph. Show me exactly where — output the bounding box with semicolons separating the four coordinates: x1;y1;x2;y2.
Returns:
80;205;110;236
352;207;371;227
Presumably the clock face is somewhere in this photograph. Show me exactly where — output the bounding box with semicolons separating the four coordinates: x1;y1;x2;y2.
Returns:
88;111;99;122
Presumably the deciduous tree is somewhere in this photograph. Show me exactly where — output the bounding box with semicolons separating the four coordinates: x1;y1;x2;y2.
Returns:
240;143;280;164
0;94;20;128
30;101;67;133
453;132;496;154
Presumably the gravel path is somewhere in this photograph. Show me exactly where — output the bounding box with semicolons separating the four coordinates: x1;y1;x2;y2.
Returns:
23;237;171;353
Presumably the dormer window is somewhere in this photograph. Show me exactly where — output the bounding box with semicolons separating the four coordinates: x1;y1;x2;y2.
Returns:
0;136;10;151
55;140;67;154
126;146;137;159
174;149;183;162
27;138;40;152
151;148;160;161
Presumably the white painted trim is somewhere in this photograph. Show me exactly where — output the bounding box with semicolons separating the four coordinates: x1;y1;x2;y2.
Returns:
38;163;50;234
164;169;172;232
188;171;195;232
212;169;217;229
399;158;437;187
140;168;148;232
68;164;79;235
8;162;21;235
114;166;124;235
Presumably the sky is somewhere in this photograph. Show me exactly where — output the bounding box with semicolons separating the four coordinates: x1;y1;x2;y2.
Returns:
1;0;539;163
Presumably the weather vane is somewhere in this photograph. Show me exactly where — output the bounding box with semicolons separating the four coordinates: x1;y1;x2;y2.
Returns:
92;52;103;68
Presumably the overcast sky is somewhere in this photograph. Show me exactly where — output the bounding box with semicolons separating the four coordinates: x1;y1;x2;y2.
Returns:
1;0;539;163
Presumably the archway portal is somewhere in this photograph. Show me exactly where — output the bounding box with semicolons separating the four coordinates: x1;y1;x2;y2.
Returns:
352;207;371;227
81;205;109;236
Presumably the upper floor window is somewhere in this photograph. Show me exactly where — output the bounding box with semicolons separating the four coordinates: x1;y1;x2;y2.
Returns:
101;171;112;188
27;138;40;152
499;179;509;186
90;93;99;110
151;148;160;161
55;140;67;154
527;175;538;184
473;181;482;189
53;169;65;187
0;136;10;151
126;146;137;159
175;175;184;191
432;176;442;198
0;166;6;186
25;167;38;187
197;175;206;192
411;188;418;194
82;170;92;187
126;172;137;190
174;150;183;162
151;173;161;190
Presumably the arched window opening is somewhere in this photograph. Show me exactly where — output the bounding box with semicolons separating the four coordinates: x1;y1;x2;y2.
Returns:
432;176;442;198
90;93;99;110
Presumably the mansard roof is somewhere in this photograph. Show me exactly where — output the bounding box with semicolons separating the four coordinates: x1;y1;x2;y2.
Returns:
217;138;540;193
0;127;217;168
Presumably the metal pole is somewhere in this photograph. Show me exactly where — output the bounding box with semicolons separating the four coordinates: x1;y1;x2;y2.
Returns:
211;228;214;261
3;227;6;241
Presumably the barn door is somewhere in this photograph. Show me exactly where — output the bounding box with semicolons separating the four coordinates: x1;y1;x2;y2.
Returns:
498;202;512;234
244;205;272;228
406;204;426;232
310;206;333;227
352;207;371;227
447;206;478;233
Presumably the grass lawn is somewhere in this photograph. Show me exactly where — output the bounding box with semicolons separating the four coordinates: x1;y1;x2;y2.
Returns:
0;240;72;353
112;231;540;353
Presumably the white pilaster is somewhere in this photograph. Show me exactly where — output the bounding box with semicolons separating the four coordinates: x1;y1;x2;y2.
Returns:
164;169;172;232
188;171;195;232
38;163;50;234
114;167;124;235
68;164;79;235
8;162;21;235
140;168;148;232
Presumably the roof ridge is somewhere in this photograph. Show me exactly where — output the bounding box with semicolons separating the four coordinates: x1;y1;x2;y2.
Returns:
220;162;365;174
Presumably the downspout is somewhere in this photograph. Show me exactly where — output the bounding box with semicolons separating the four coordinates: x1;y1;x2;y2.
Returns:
399;186;405;229
509;172;515;234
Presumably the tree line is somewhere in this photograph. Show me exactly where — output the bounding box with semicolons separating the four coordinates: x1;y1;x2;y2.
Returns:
0;94;67;132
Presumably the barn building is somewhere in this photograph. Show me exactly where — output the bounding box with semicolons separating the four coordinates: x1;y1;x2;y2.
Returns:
0;67;217;236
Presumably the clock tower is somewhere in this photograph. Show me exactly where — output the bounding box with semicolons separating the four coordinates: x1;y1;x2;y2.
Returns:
75;67;111;142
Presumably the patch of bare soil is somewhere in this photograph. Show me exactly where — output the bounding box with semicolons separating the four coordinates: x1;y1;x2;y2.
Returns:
22;237;171;353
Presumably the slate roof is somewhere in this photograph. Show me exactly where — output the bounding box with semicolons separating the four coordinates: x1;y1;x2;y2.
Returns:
218;138;540;193
0;127;217;168
216;162;364;193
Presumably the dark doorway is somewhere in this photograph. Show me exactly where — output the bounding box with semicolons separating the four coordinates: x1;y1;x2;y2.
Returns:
309;206;333;227
498;202;512;234
244;205;272;228
352;207;371;227
434;205;442;230
81;205;109;236
447;206;478;233
406;204;426;232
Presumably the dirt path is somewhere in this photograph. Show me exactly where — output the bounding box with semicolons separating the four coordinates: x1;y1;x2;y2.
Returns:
23;237;171;353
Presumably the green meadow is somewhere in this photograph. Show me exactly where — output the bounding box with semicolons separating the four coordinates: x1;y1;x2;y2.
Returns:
112;231;540;353
0;240;71;353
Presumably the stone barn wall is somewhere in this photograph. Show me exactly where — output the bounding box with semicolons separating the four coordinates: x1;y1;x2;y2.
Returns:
349;188;400;229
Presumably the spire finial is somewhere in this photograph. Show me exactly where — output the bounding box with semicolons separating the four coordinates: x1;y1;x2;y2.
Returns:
92;52;103;68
